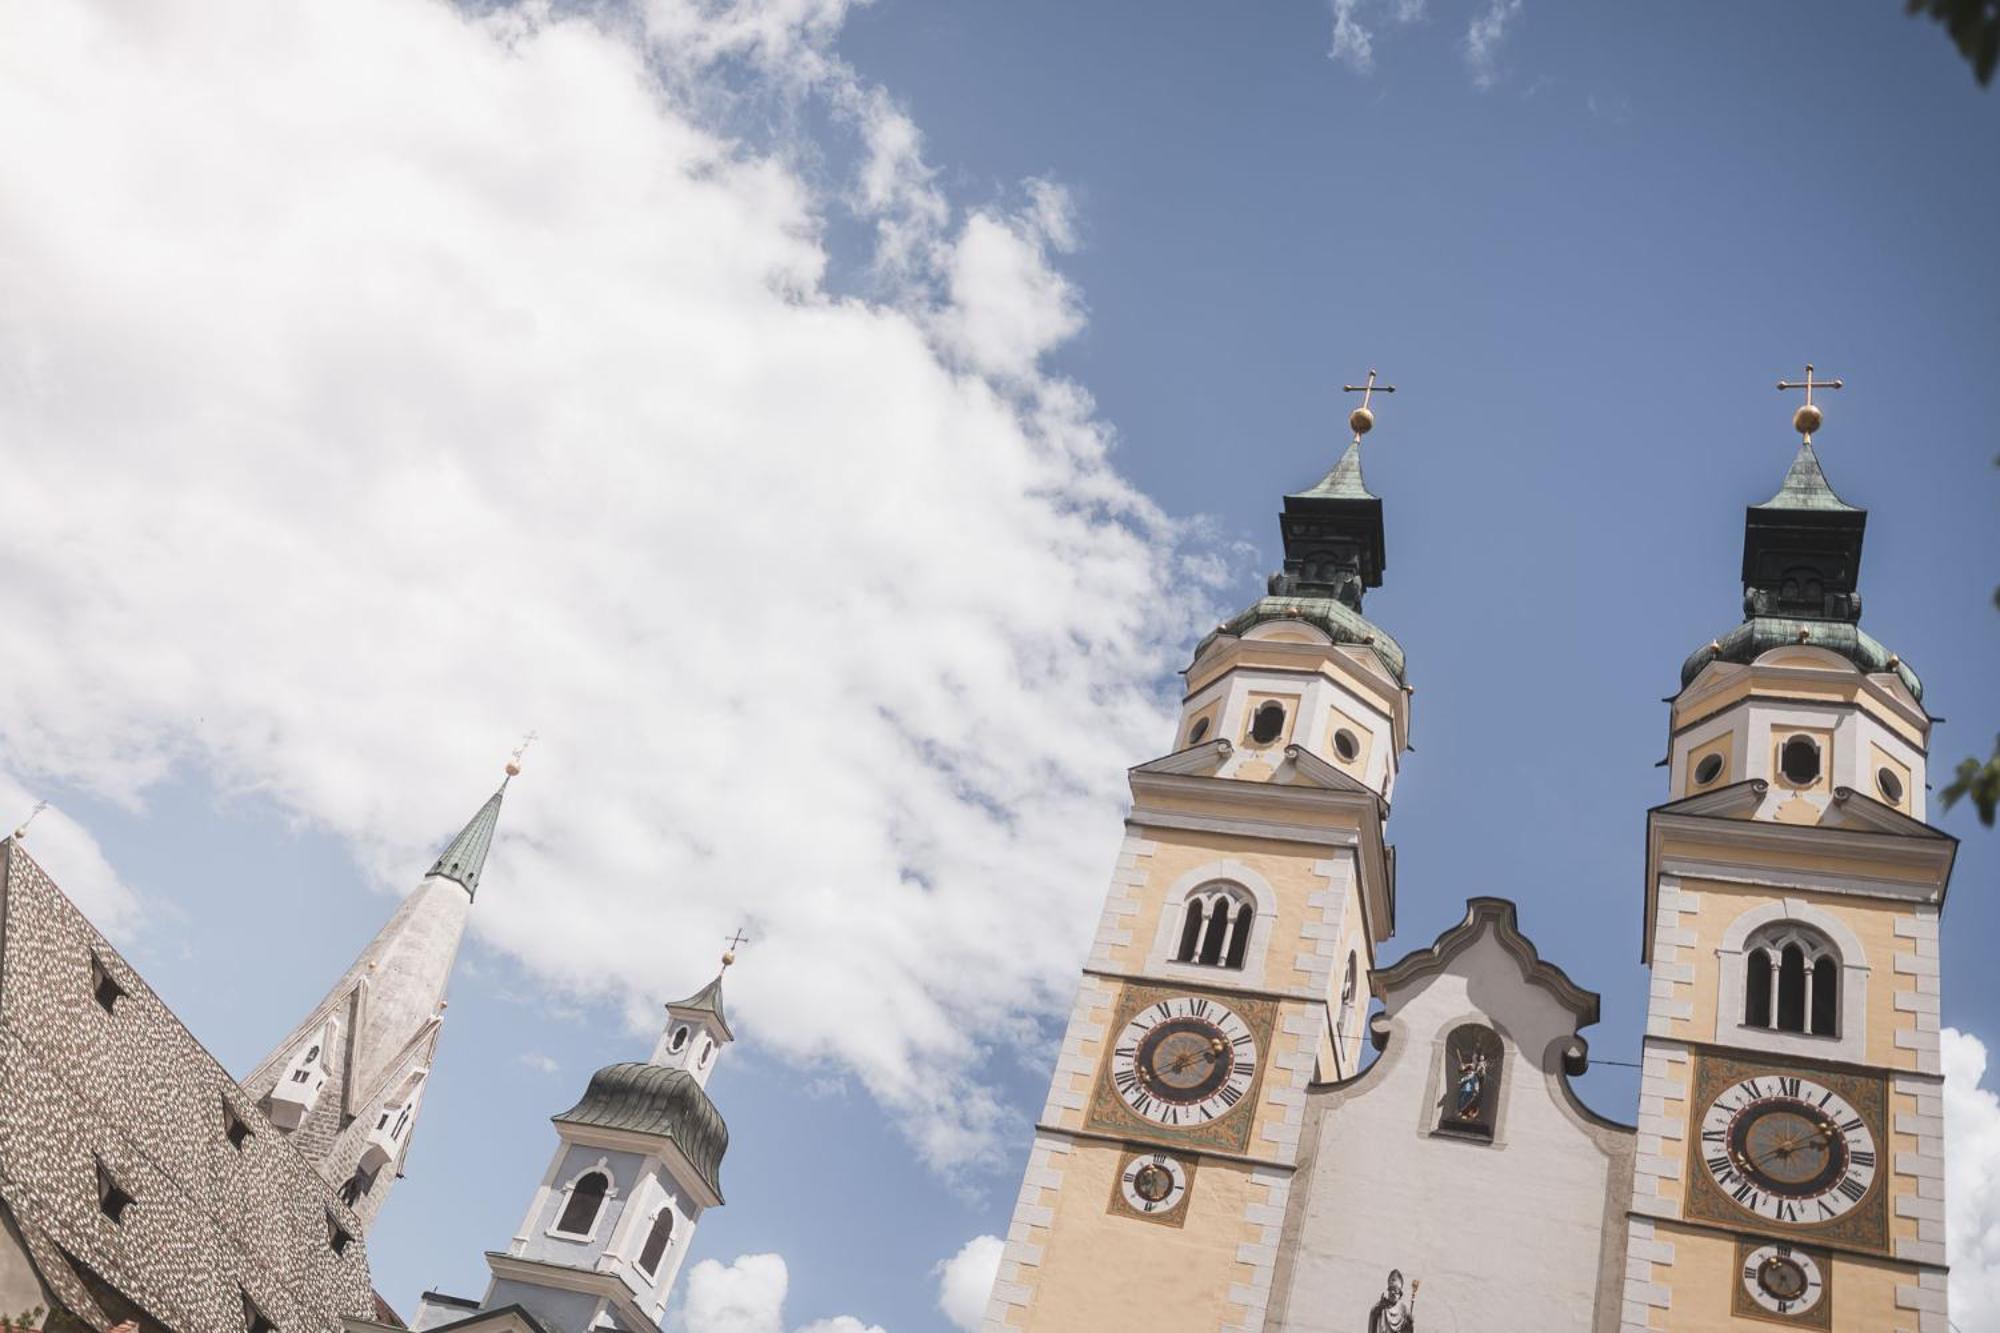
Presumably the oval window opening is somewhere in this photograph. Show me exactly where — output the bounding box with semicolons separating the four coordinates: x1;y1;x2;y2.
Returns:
1693;753;1724;786
1249;702;1286;745
1877;767;1904;803
1333;729;1360;762
1779;736;1821;787
1188;716;1210;745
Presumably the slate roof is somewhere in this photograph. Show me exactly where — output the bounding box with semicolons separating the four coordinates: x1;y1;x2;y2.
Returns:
428;781;508;897
666;972;732;1041
1754;440;1857;513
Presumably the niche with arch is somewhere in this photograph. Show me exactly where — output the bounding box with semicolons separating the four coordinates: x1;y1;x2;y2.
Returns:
1742;923;1840;1038
1435;1024;1503;1140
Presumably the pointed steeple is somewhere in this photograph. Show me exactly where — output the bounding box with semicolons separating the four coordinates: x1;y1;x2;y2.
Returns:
1293;438;1377;502
241;757;523;1233
1742;440;1867;625
665;969;733;1042
1755;439;1858;514
428;780;507;897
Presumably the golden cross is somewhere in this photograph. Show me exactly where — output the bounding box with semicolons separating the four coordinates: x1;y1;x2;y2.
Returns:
1341;369;1396;441
1776;363;1842;440
511;730;539;764
1776;363;1843;407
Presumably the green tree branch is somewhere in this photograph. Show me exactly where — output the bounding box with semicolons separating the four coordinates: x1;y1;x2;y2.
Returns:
1909;0;2000;84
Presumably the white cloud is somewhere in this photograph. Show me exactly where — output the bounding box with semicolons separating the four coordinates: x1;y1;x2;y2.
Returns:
935;1234;1004;1331
1945;1027;2000;1325
1463;0;1523;89
681;1253;790;1333
0;777;140;936
679;1254;884;1333
1328;0;1429;73
514;1052;560;1074
0;0;1222;1176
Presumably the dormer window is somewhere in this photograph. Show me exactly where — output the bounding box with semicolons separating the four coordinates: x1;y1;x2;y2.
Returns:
638;1206;675;1277
1173;885;1255;970
1744;924;1839;1037
268;1020;337;1130
223;1101;253;1151
96;1158;134;1224
90;954;124;1014
1249;701;1287;746
327;1208;353;1257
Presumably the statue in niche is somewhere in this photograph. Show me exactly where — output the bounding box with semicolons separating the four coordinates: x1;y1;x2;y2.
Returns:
1366;1269;1419;1333
1454;1047;1489;1121
1436;1024;1502;1137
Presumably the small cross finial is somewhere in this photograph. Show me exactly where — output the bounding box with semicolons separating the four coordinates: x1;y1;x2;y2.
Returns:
1776;363;1843;441
11;800;48;842
1341;369;1397;442
505;730;538;778
722;928;750;968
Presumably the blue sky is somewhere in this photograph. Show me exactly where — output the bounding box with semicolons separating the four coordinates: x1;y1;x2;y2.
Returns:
1;2;1996;1330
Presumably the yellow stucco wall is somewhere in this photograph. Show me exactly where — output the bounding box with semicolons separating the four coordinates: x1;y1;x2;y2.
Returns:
1650;1219;1920;1330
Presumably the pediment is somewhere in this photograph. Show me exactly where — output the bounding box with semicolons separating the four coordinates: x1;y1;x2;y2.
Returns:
1651;779;1950;842
1130;741;1376;796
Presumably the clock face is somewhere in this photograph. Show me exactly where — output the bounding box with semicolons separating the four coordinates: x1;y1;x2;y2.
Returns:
1741;1243;1825;1318
1700;1074;1878;1225
1118;1151;1189;1217
1109;995;1258;1127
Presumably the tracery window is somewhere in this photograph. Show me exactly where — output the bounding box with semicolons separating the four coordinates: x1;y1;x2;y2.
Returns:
1743;923;1839;1037
555;1169;610;1237
1173;884;1255;970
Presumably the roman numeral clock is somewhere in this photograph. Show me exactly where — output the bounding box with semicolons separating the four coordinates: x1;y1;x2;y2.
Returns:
1087;983;1277;1227
1684;1052;1891;1328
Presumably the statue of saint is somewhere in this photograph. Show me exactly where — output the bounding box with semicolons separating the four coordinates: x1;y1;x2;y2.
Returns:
1455;1047;1488;1120
1367;1269;1418;1333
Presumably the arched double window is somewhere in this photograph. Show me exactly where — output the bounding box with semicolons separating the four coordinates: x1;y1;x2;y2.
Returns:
1173;884;1255;969
555;1168;610;1238
638;1206;675;1277
1743;924;1839;1037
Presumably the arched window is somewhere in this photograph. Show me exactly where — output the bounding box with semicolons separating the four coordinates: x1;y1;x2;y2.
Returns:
1173;885;1254;969
1742;924;1839;1037
555;1169;609;1237
638;1207;675;1276
1249;701;1287;745
1779;734;1822;787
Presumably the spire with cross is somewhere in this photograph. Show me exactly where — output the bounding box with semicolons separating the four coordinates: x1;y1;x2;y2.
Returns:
1777;362;1843;442
1268;366;1398;612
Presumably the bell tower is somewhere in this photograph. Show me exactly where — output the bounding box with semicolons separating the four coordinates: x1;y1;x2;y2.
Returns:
1620;371;1958;1331
984;377;1409;1331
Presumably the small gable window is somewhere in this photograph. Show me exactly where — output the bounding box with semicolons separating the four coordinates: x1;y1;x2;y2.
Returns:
90;953;124;1014
96;1158;134;1224
555;1168;610;1238
1172;885;1255;970
1249;701;1287;746
1434;1025;1503;1140
242;1290;277;1333
1743;924;1839;1038
223;1100;253;1151
327;1208;353;1257
638;1207;675;1277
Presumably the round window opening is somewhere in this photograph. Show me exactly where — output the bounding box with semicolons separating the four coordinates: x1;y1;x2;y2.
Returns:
1779;735;1822;787
669;1026;689;1054
1693;753;1725;786
1332;728;1360;762
1188;716;1211;745
1249;702;1286;746
1877;766;1904;804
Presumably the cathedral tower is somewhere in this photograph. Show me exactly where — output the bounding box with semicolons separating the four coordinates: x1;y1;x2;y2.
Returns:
984;380;1409;1331
240;760;517;1232
451;954;734;1332
1620;373;1957;1330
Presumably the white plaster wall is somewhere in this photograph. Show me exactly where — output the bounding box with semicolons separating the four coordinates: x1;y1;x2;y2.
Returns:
1268;931;1633;1333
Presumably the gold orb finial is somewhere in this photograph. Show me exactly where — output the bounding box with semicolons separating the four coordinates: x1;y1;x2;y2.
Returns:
11;800;49;842
1348;405;1374;438
721;927;750;971
1341;368;1395;443
1777;363;1841;441
721;950;736;968
506;729;538;778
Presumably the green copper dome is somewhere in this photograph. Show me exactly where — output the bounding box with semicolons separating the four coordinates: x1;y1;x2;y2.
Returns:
1197;594;1406;685
554;1062;728;1199
1679;617;1922;702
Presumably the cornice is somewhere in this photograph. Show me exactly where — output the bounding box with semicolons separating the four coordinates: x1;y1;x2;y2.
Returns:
1372;896;1602;1036
1031;1122;1297;1174
483;1253;653;1329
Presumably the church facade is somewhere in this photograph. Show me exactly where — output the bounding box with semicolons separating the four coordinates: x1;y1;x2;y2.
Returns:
983;384;1957;1332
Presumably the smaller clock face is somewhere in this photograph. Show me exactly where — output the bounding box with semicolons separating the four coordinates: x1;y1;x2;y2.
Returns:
1109;995;1258;1127
1118;1151;1188;1217
1701;1074;1878;1225
1741;1244;1824;1317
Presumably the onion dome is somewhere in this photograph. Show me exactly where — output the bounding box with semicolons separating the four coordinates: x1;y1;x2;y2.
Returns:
554;1063;728;1199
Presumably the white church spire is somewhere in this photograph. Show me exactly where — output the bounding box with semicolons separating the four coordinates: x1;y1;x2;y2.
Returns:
240;754;521;1232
